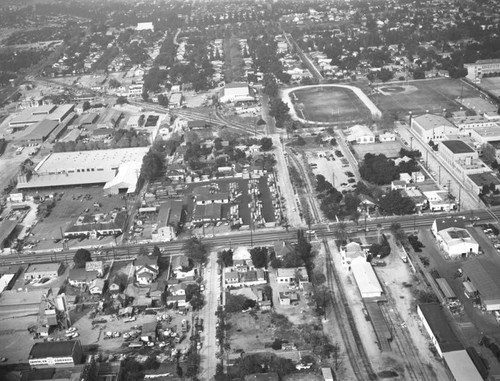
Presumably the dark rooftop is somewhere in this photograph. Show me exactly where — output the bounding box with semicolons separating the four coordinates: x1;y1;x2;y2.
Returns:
29;340;78;359
441;140;475;154
418;303;463;353
468;172;500;186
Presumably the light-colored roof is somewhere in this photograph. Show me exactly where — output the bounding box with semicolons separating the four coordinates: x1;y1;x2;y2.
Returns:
19;147;148;189
347;124;375;139
442;350;483;381
413;114;457;130
25;262;61;274
351;258;383;295
103;161;143;194
439;227;477;247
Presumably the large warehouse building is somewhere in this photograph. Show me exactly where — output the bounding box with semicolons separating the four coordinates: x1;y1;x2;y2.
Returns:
462;258;500;311
417;303;482;381
17;147;149;193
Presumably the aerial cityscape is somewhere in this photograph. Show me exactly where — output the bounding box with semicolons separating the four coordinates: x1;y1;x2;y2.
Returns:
1;0;500;380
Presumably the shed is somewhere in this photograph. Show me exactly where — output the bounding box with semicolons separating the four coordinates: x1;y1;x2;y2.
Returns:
351;258;383;298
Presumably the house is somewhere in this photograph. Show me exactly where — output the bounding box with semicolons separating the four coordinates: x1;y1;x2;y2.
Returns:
411;171;425;183
378;132;396;142
391;180;407;190
89;278;105;295
108;275;124;294
411;114;459;142
68;268;98;287
357;194;377;215
340;242;366;267
135;253;159;285
225;271;240;285
276;267;309;287
166;294;187;308
346;124;375;144
136;265;159;285
273;241;295;259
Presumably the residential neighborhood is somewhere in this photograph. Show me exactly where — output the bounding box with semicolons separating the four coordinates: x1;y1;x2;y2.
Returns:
1;0;500;380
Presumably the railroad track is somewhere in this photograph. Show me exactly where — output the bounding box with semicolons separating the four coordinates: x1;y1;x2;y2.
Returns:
324;240;378;381
379;300;438;380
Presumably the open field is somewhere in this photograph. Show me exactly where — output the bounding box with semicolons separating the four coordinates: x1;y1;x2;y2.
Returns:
480;77;500;98
352;141;402;159
289;86;371;124
373;78;479;115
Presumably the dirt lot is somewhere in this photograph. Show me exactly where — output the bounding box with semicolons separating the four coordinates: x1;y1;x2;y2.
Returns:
305;149;356;190
0;315;38;364
23;186;127;252
351;141;402;159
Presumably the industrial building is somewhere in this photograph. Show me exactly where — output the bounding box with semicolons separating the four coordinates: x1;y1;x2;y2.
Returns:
219;82;256;103
417;303;482;381
462;258;500;311
24;263;63;281
9;104;74;128
0;220;18;250
153;200;184;242
17;147;149;192
464;58;500;84
64;211;128;239
411;114;459;142
15;120;60;145
28;340;83;368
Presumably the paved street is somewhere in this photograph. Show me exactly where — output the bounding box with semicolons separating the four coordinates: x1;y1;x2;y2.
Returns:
198;251;220;380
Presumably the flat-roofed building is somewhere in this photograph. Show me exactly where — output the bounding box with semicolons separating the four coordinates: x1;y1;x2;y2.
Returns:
15;120;59;145
64;211;127;239
17;147;149;192
467;172;500;194
482;139;500;163
0;220;17;250
454;116;498;135
24;263;62;280
423;190;456;212
0;289;44;317
438;140;489;179
470;126;500;144
28;340;83;368
351;257;383;298
346;124;375;144
220;82;256;103
411;114;459;142
463;258;500;311
417;303;463;357
465;58;500;84
442;350;483;381
436;227;479;258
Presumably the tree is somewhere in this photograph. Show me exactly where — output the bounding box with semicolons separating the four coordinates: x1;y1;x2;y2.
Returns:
359;153;399;185
73;248;91;268
185;352;200;378
333;222;348;245
390;222;407;243
157;94;169;107
116;96;128;105
82;101;91;111
260;137;273;151
250;247;268;268
217;249;233;267
225;294;255;313
108;78;121;88
183;237;207;264
379;190;415;215
140;149;164;181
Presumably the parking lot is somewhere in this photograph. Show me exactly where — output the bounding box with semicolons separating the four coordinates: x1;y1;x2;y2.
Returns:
21;186;128;252
305;148;357;191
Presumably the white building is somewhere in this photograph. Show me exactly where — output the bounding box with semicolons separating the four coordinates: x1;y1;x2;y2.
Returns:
136;22;154;31
346;124;375;144
219;83;256;103
351;257;383;298
423;190;455;212
464;58;500;84
411;114;459;142
378;132;396;142
436;227;479;258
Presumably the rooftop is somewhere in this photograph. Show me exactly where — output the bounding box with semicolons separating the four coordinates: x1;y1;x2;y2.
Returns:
462;258;500;302
468;172;500;187
25;262;61;274
442;350;483;381
29;340;79;359
413;114;456;130
0;220;17;244
433;217;466;232
15;119;59;142
440;140;475;154
418;303;463;353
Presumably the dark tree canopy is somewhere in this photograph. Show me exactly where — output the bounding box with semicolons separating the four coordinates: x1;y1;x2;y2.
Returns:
378;190;415;215
73;248;91;268
250;247;268;268
360;153;399;185
183;237;207;264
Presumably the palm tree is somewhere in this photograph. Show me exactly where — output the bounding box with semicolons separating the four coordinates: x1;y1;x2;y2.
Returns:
376;223;383;243
333;221;348;245
390;222;406;244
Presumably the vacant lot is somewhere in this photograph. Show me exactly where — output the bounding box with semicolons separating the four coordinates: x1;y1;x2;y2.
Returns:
290;86;371;123
352;141;402;159
373;78;478;115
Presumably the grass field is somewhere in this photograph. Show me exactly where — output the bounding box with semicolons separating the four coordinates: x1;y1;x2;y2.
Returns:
289;86;371;123
373;78;479;115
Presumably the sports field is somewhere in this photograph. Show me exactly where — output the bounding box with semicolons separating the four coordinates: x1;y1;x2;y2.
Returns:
289;86;372;123
373;78;479;115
